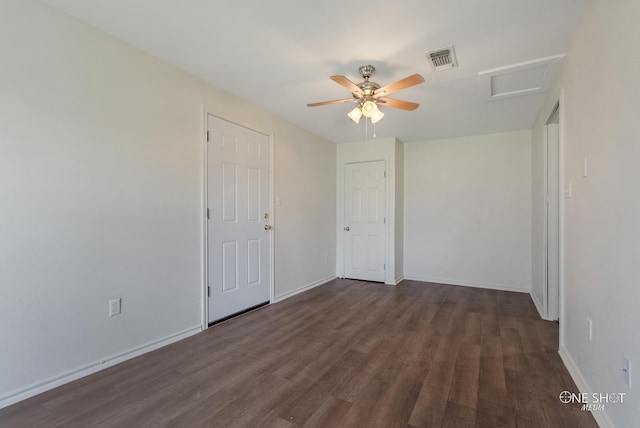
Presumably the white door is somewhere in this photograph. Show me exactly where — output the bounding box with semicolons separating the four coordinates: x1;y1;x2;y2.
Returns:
546;107;560;321
343;161;386;282
207;115;271;323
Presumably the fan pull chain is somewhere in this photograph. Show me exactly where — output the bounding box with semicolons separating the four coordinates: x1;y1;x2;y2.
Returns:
373;121;376;138
365;117;368;140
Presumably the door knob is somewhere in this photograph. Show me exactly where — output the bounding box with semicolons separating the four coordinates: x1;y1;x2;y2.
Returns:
344;227;350;231
264;224;272;230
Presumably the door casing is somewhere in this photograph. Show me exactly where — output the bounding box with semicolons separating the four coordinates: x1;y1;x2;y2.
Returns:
541;92;566;350
545;105;560;321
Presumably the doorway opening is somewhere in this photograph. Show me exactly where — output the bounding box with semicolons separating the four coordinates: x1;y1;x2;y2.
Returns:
545;102;560;321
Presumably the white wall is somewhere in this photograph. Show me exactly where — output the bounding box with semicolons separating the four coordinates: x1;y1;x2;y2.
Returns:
532;1;640;426
271;121;336;300
0;0;335;407
404;131;532;292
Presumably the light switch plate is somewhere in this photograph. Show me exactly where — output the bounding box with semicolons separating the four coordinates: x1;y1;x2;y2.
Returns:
564;182;573;199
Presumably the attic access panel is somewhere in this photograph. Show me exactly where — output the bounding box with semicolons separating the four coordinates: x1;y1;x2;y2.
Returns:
478;54;565;100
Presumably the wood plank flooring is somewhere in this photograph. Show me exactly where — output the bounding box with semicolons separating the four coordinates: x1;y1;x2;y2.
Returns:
0;279;597;427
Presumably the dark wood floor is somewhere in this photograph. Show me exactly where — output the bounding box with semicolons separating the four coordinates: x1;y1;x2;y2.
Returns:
0;279;597;428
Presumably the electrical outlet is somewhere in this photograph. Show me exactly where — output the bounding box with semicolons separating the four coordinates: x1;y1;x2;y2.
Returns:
109;298;121;317
623;357;632;387
587;318;593;341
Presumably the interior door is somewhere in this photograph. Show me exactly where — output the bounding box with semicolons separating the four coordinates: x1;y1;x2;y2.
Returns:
343;161;386;282
207;115;271;323
546;107;560;321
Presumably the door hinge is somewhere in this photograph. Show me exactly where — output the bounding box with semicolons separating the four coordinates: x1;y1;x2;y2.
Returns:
384;171;387;178
383;264;386;270
206;130;210;142
207;208;210;220
207;286;211;297
384;217;386;224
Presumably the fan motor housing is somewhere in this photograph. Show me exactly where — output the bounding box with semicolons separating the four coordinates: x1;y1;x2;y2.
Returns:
355;65;380;96
356;81;380;96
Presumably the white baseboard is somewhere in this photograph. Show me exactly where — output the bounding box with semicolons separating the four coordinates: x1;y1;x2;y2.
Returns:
272;275;336;303
530;291;547;319
0;325;202;410
384;275;404;286
558;346;615;428
402;275;531;293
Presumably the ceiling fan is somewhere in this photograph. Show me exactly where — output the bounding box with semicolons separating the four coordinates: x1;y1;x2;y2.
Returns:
307;65;425;124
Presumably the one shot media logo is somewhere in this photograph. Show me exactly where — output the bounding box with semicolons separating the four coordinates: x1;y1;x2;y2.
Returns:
559;390;626;411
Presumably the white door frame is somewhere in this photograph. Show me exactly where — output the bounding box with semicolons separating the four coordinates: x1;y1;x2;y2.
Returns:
544;102;560;322
201;111;275;330
542;91;566;347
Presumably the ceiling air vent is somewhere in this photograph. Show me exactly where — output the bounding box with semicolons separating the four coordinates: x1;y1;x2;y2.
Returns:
426;46;457;71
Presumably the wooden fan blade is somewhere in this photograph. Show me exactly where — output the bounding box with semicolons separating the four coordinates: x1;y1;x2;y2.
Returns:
373;74;425;97
330;75;364;96
377;97;420;111
307;98;355;107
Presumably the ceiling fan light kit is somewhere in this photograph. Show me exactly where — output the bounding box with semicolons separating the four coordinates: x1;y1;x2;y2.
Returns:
308;65;424;127
370;108;384;124
361;100;377;117
347;106;363;123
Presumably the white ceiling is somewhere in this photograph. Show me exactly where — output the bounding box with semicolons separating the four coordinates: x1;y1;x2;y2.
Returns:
41;0;590;143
